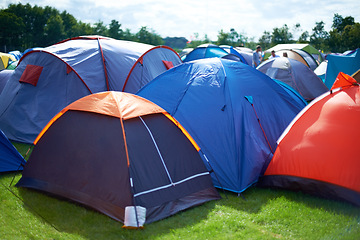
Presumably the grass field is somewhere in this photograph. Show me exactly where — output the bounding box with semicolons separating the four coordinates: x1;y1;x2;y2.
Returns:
0;143;359;239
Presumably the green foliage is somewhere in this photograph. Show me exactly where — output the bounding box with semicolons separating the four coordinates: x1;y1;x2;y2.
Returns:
0;3;359;53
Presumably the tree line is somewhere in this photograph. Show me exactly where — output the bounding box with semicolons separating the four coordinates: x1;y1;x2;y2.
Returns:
1;3;359;53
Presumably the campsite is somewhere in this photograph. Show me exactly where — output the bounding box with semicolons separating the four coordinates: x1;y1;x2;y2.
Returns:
1;2;360;239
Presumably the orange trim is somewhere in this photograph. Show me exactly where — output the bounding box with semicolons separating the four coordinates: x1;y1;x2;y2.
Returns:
120;117;131;167
33;109;68;145
163;113;200;152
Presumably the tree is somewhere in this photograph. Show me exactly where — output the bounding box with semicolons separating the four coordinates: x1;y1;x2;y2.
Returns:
332;13;355;33
310;21;329;51
44;14;65;45
135;26;163;45
216;29;231;45
271;24;293;44
61;10;79;39
258;31;271;49
0;11;25;51
298;31;309;43
108;20;123;39
93;20;108;36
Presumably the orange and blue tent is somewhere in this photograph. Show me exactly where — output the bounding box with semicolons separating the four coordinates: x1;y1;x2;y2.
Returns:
16;91;220;226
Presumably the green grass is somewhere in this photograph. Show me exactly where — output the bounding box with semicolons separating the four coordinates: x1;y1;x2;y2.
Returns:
1;143;359;239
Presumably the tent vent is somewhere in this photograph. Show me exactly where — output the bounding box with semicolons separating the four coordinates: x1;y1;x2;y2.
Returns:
19;64;43;86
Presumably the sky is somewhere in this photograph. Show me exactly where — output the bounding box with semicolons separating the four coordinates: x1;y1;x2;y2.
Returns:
1;0;360;42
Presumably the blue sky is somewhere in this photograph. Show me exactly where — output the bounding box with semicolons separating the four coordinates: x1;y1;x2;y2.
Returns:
1;0;359;41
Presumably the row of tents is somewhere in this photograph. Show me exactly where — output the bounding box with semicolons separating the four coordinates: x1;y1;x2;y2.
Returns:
0;37;359;227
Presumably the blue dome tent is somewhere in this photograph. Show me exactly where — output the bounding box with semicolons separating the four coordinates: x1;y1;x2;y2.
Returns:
137;58;306;193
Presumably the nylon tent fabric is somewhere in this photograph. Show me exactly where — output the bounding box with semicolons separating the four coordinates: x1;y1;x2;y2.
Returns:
0;52;16;70
265;44;323;63
137;58;307;193
259;73;360;206
325;48;360;89
0;70;14;95
16;91;220;226
0;36;181;144
257;57;329;101
220;45;250;65
0;129;26;173
182;44;229;62
274;49;318;70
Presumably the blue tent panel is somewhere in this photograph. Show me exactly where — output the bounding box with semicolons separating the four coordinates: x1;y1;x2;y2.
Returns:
325;49;360;88
137;58;306;193
0;130;26;172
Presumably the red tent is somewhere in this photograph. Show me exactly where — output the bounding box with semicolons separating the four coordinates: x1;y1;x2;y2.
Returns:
259;73;360;206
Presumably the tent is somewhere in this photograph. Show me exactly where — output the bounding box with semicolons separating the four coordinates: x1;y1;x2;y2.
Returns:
271;49;318;71
0;36;181;143
259;73;360;206
325;48;360;89
0;129;26;173
137;58;307;193
0;52;16;70
0;70;14;95
182;44;230;62
314;60;328;83
220;45;251;65
257;57;329;101
16;91;220;226
265;44;324;63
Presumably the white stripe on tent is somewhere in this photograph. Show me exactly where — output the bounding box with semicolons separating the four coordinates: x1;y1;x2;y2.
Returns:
139;116;173;184
133;172;210;197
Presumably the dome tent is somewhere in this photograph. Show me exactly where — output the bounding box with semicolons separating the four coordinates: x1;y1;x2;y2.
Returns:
16;91;220;226
137;58;306;193
0;36;181;144
257;57;328;101
259;73;360;206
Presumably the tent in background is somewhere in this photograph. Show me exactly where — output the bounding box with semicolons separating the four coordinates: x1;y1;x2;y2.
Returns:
137;58;306;193
265;44;323;63
16;91;220;226
259;73;360;206
257;57;328;101
182;44;230;62
0;70;14;95
0;129;26;173
314;60;328;83
0;52;16;70
0;36;181;143
220;45;251;65
325;48;360;88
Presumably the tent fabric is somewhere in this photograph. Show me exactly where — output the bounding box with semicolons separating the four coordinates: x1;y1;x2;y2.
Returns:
259;74;360;206
0;36;181;144
273;49;318;70
220;45;251;65
182;44;229;62
16;91;220;225
325;48;360;89
0;129;26;173
0;52;17;70
257;57;329;101
0;70;14;95
137;58;306;193
265;44;323;63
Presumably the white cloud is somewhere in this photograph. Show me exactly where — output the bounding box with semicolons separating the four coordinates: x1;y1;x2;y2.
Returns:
1;0;359;41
